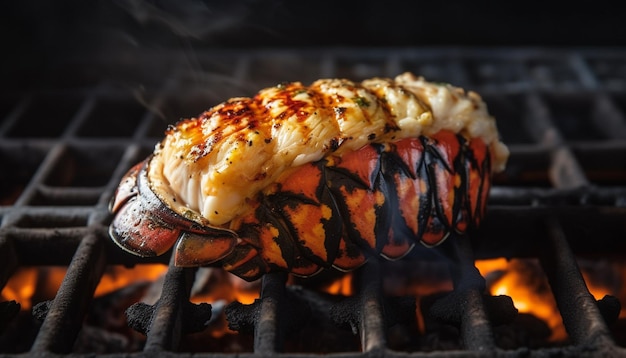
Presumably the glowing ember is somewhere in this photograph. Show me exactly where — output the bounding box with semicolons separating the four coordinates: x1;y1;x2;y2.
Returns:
321;273;354;297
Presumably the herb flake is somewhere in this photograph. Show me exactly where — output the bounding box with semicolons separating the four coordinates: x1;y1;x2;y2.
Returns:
354;96;370;107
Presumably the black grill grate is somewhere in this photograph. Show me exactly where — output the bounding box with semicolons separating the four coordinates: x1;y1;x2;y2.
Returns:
1;47;626;357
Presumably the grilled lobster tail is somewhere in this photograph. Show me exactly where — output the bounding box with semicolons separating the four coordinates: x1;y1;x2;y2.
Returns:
109;73;509;281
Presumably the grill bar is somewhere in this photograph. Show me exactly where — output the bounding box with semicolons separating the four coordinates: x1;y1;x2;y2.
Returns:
454;238;496;352
30;232;106;354
143;257;196;352
540;219;615;348
12;144;68;208
358;261;386;352
254;272;288;354
1;47;626;357
523;93;589;189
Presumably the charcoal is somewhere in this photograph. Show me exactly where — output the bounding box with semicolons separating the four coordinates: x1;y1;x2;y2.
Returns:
0;300;20;334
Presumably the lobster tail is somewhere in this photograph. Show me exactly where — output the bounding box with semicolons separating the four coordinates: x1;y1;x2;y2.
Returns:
107;73;507;281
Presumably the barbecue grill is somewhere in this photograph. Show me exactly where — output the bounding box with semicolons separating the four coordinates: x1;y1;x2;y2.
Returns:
2;44;626;358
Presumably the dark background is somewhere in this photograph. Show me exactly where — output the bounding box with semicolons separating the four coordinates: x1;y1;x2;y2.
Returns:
3;0;625;56
1;0;624;91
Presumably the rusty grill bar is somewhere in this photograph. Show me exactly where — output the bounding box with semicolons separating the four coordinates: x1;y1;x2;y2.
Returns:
1;47;626;357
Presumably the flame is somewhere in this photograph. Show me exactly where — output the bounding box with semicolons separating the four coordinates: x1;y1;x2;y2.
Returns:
188;268;261;338
94;264;168;297
311;264;456;335
1;267;67;311
0;264;262;339
583;271;611;302
3;257;624;345
476;257;626;342
476;258;566;341
580;261;626;319
190;268;260;306
322;273;354;296
1;264;168;311
1;268;37;310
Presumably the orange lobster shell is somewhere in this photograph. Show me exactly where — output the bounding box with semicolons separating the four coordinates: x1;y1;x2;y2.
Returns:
108;74;502;281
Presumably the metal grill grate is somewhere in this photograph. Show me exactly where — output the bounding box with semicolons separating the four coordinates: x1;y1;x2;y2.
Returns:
1;47;626;357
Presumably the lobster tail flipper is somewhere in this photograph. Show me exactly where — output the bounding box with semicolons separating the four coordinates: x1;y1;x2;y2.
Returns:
109;159;180;257
109;158;238;260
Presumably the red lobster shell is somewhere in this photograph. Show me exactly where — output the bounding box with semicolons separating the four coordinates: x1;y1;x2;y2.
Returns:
109;73;507;281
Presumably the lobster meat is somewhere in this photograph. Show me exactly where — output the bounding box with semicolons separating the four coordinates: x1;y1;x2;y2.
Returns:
109;73;509;281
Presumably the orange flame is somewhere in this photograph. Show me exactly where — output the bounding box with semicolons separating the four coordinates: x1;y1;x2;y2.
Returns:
476;257;626;342
189;268;261;338
1;264;168;311
476;258;566;341
322;273;354;296
1;268;38;310
1;267;67;311
3;258;624;344
95;264;168;297
190;268;260;306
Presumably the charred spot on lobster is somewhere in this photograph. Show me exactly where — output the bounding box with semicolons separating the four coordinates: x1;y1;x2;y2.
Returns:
334;107;347;116
329;137;343;152
108;73;509;281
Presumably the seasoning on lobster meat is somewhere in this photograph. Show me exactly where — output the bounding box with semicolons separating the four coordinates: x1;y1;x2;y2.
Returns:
109;72;509;281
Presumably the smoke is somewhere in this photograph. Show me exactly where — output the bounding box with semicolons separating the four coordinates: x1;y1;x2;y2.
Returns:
113;0;258;42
